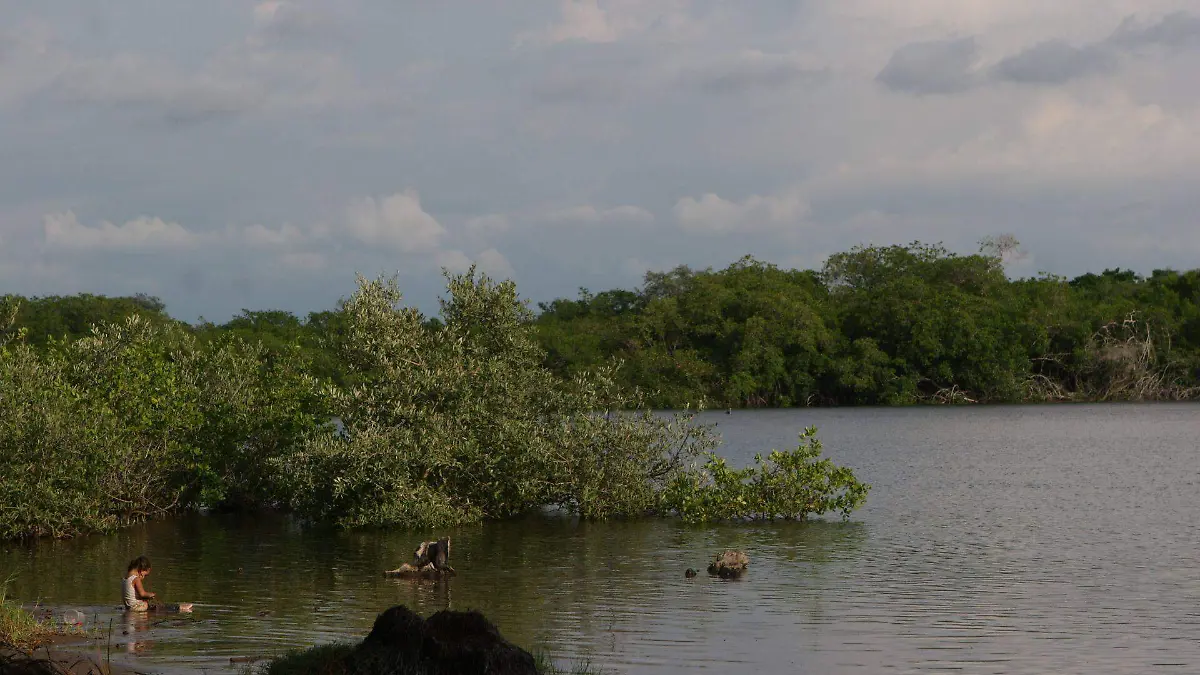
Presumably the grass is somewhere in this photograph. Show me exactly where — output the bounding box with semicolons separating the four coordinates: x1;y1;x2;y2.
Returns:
0;572;89;653
0;572;51;651
247;642;355;675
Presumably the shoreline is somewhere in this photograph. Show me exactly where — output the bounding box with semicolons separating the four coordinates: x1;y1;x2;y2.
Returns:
2;634;137;675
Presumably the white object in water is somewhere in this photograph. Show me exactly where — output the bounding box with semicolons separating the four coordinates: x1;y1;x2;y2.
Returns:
61;610;85;625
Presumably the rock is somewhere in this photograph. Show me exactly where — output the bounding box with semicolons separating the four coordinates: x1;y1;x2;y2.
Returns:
684;568;698;578
354;605;538;675
384;538;458;580
707;550;750;579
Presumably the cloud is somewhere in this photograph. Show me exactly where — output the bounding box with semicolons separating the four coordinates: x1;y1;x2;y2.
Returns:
672;190;810;234
876;37;980;95
543;204;654;224
815;92;1200;190
344;190;446;253
544;0;620;44
43;212;200;251
252;0;334;42
433;249;472;273
276;251;326;270
989;12;1200;86
529;68;636;104
992;40;1117;84
476;248;515;279
58;54;263;123
679;51;825;93
1109;11;1200;49
882;12;1200;93
0;16;369;125
239;222;316;248
465;214;510;238
522;0;698;46
430;248;513;279
5;1;1200;324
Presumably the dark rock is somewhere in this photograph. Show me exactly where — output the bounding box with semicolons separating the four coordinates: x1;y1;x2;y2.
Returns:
685;568;698;578
353;604;537;675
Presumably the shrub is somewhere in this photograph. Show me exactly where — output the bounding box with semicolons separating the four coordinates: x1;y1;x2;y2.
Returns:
660;426;869;523
273;270;720;529
0;311;326;539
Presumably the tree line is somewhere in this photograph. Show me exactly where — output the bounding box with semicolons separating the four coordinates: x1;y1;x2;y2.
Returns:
5;240;1199;410
536;242;1200;406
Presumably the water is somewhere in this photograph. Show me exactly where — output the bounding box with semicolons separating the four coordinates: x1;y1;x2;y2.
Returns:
3;403;1199;674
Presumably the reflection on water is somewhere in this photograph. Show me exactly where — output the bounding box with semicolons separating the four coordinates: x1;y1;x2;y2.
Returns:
3;403;1199;674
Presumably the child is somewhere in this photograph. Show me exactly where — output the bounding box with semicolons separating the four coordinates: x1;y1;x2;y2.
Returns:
122;556;156;612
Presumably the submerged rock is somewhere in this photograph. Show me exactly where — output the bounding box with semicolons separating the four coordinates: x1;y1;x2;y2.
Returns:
707;550;750;579
685;568;699;578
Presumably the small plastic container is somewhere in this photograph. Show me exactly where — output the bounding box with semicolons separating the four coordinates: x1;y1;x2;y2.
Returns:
61;609;85;625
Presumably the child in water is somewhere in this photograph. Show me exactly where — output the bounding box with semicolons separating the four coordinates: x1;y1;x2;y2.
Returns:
122;556;156;611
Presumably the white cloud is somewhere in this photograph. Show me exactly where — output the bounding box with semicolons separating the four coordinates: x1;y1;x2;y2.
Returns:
344;190;446;253
524;0;698;45
820;91;1200;188
0;16;371;123
434;249;472;273
43;211;199;251
240;222;306;248
0;22;70;107
276;251;326;270
672;190;810;234
547;0;619;44
476;248;515;279
543;204;654;224
59;54;263;121
431;248;514;279
465;214;510;237
251;0;339;47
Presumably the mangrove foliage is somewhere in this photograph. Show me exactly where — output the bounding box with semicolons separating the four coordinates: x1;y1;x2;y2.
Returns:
0;269;867;540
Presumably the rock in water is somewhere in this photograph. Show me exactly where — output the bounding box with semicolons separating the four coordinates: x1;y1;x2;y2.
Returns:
685;568;698;578
707;550;750;579
355;604;538;675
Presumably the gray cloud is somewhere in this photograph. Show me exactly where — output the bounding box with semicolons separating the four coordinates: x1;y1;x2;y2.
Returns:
875;37;980;94
1109;11;1200;49
888;11;1200;92
55;55;264;125
992;40;1117;84
680;52;825;93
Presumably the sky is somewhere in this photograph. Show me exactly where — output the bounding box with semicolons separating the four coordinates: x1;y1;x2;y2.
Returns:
1;1;1198;322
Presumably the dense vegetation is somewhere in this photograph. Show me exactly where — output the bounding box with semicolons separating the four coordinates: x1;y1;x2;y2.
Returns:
536;242;1200;406
0;269;867;541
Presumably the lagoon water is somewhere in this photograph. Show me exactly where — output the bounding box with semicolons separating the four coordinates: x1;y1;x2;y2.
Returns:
4;403;1200;674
